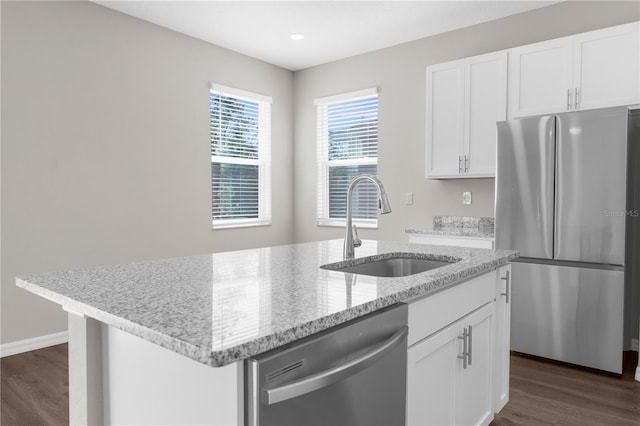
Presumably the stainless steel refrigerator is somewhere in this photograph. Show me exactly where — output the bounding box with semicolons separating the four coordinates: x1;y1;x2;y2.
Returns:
495;106;639;374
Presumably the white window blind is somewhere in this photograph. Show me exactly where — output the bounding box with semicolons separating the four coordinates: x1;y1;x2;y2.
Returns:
316;88;379;227
210;84;272;229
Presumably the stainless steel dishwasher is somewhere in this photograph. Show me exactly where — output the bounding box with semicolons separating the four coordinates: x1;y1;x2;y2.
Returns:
245;303;408;426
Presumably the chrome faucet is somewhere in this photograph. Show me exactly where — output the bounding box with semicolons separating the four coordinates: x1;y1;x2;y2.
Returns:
344;174;392;259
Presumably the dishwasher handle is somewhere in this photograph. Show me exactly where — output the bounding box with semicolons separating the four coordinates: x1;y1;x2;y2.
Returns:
264;326;408;405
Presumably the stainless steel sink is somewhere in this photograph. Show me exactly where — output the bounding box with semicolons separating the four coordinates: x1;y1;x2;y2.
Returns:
322;255;454;277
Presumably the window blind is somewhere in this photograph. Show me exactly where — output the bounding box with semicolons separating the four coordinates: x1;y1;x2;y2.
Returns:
316;88;379;227
210;85;271;228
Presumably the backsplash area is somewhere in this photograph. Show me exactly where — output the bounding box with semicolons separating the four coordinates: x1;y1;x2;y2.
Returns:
433;216;495;234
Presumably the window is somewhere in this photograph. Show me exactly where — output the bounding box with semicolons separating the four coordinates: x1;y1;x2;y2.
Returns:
316;88;379;227
210;84;271;228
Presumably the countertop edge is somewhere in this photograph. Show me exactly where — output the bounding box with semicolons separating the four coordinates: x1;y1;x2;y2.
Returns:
16;247;518;368
209;253;516;366
405;228;495;239
16;277;210;363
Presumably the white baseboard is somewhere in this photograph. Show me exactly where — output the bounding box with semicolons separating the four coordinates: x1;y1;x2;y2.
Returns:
0;331;68;358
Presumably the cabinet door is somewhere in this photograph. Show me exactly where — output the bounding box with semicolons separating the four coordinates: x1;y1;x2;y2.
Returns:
426;60;465;178
509;38;573;118
464;51;507;177
573;22;640;111
455;303;495;426
407;302;495;426
407;320;458;426
493;265;511;413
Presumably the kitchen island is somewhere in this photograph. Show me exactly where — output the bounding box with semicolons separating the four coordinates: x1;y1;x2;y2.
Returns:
17;239;518;425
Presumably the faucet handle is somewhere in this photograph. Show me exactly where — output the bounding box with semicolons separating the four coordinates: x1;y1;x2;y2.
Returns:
352;225;362;248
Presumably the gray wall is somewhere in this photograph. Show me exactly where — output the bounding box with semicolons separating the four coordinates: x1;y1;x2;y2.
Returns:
1;1;294;345
292;1;640;244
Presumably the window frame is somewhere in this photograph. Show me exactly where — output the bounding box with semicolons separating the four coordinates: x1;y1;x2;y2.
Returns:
210;84;272;229
315;88;379;228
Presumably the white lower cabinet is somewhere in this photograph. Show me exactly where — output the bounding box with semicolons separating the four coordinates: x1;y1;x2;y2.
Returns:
407;302;495;426
406;266;513;426
493;265;512;413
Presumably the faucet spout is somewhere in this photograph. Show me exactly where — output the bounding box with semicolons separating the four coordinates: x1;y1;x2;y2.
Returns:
344;174;392;260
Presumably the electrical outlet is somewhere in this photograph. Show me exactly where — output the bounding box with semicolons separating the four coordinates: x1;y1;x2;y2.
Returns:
463;191;472;205
405;192;414;205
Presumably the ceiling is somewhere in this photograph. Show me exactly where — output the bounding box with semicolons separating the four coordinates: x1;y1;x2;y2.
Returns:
93;1;559;71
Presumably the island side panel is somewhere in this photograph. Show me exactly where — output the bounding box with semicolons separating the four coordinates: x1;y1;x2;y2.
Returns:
68;312;104;425
102;325;243;425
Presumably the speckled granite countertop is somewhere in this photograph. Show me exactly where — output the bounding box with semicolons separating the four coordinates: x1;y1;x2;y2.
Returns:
406;216;495;238
16;240;517;367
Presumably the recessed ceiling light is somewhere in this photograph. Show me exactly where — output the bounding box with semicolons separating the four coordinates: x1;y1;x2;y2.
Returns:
290;33;305;41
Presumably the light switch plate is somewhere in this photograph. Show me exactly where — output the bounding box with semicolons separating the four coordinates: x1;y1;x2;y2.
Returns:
462;191;472;205
405;192;414;205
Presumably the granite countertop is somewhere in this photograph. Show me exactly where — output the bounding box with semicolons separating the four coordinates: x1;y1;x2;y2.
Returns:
16;239;517;367
406;216;495;238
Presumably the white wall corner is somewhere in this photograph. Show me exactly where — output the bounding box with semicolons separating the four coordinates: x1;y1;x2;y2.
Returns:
0;331;68;357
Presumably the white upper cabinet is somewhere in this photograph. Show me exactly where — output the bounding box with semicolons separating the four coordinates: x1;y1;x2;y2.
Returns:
426;51;507;179
509;21;639;118
465;54;508;176
426;60;465;178
508;38;573;117
573;23;640;111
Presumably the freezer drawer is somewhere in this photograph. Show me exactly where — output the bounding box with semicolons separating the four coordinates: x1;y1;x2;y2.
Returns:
511;262;624;373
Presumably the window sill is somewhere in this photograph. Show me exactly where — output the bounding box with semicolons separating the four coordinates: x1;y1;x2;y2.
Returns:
212;219;272;230
316;219;378;229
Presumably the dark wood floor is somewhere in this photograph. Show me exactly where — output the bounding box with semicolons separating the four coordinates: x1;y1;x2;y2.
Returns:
1;344;638;425
1;344;68;425
491;351;640;426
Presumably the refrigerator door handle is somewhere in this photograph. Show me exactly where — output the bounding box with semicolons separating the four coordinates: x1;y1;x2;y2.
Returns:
551;117;558;259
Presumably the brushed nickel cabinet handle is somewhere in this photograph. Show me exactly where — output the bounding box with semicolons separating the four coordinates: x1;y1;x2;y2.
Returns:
467;325;473;366
457;327;468;369
500;270;510;304
567;88;572;110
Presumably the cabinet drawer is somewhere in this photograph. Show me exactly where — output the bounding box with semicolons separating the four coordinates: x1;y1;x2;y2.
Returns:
408;271;495;346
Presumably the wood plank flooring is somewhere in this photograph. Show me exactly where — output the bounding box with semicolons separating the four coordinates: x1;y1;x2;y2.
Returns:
1;344;68;426
1;345;638;425
492;352;640;426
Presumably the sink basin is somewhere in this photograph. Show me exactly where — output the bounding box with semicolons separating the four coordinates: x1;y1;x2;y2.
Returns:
322;255;453;278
